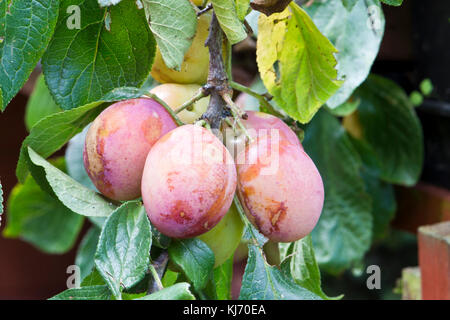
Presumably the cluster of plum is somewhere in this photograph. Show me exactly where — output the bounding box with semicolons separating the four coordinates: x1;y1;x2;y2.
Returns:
83;12;324;267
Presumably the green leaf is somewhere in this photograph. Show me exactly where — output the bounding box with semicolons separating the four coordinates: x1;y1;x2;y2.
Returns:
305;0;385;109
122;292;147;300
420;78;433;96
347;135;381;174
235;198;320;300
168;238;215;290
0;0;59;110
25;74;61;131
81;269;106;286
257;4;342;123
3;159;84;254
327;98;360;117
341;0;358;11
16;87;145;183
381;0;403;6
346;100;399;242
236;0;251;21
42;0;155;110
66;126;97;191
17;102;103;183
303;110;373;274
240;244;321;300
280;236;340;300
211;0;248;44
151;224;171;249
214;257;233;300
76;227;101;281
49;285;111;300
95;201;152;299
353;75;424;186
137;283;195;300
98;0;122;7
361;170;396;241
27;147;117;217
409;91;423;106
143;0;198;71
161;270;179;288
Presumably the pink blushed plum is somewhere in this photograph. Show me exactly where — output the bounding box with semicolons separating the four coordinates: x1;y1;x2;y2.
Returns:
83;98;177;201
236;132;324;243
243;111;302;149
141;125;237;239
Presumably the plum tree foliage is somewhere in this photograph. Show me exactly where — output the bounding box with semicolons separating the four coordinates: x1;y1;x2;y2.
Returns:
0;0;421;301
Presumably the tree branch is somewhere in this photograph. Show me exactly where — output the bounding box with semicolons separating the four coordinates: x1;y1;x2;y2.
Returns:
197;3;212;16
201;12;231;130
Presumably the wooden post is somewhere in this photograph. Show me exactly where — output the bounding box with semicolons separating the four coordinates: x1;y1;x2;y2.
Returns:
418;221;450;299
394;183;450;234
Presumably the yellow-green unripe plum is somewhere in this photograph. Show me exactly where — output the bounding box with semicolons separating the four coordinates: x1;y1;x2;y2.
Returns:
141;125;237;238
233;242;249;263
235;130;324;242
150;14;210;85
233;240;280;265
149;84;209;124
342;111;364;140
83;98;177;201
264;241;281;266
197;203;244;267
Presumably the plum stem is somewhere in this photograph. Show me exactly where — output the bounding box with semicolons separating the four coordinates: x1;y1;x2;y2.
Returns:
229;81;285;119
148;265;164;291
197;3;212;16
175;87;207;113
222;92;246;119
143;93;185;126
222;93;254;143
147;250;168;293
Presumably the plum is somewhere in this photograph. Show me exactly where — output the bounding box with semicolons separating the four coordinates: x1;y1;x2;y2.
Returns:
141;124;237;238
224;111;302;162
342;110;364;139
243;111;302;149
150;14;210;85
83;98;177;201
149;83;209;124
198;203;244;267
233;240;280;266
236;131;324;242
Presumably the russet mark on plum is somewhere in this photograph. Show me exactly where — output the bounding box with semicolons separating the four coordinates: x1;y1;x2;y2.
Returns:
84;119;115;198
166;163;231;237
141;115;163;144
